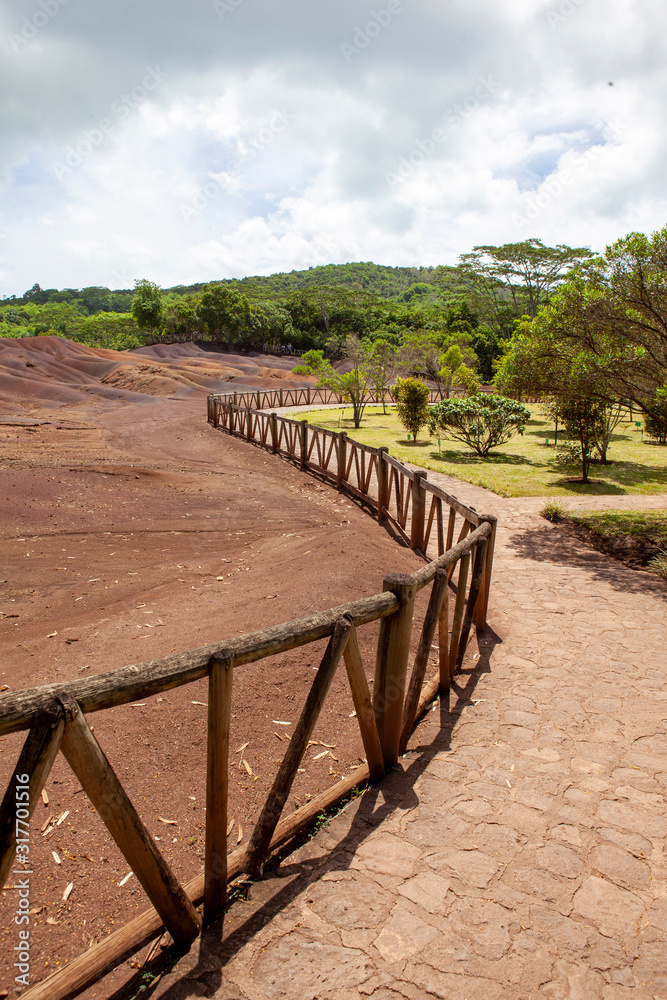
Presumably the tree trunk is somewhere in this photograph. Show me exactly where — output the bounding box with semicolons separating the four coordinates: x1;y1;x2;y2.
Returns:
580;433;590;482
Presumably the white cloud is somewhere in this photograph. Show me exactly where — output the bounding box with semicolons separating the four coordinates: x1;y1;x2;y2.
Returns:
0;0;666;294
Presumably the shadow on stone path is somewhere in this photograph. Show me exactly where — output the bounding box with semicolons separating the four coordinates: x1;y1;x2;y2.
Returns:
116;471;666;1000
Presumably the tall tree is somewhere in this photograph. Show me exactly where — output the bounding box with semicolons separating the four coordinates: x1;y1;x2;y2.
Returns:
455;239;594;335
400;330;477;398
365;339;406;412
293;335;375;427
131;279;163;338
495;227;667;420
198;282;251;345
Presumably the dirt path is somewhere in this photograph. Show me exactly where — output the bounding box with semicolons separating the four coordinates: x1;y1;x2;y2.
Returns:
139;461;667;999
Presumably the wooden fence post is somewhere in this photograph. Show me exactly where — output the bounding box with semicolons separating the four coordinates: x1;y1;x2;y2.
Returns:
270;412;279;454
399;568;448;753
377;448;389;521
373;573;416;768
476;516;497;631
246;408;253;443
204;656;233;924
455;537;487;673
279;389;284;407
410;471;428;553
0;701;64;891
307;388;311;405
57;695;200;945
337;432;347;488
448;552;470;681
256;391;261;411
300;420;308;468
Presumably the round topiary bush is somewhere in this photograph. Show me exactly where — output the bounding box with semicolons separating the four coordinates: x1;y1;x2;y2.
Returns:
427;394;531;457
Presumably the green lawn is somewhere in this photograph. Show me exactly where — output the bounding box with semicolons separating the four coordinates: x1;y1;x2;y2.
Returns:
557;510;667;577
564;510;667;548
295;404;667;498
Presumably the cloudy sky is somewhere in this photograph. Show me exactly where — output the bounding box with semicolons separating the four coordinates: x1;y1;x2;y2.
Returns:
0;0;665;296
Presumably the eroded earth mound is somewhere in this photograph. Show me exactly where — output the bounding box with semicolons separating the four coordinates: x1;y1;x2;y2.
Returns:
0;337;313;413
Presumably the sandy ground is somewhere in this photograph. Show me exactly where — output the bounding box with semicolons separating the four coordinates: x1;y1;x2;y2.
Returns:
0;340;423;998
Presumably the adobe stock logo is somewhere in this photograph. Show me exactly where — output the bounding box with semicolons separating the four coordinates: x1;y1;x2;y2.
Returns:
545;0;588;28
51;67;168;182
212;0;245;20
340;1;407;63
179;109;293;222
512;119;626;232
7;0;73;53
385;75;501;189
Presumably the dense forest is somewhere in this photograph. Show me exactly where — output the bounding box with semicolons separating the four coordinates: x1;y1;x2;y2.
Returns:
0;243;592;381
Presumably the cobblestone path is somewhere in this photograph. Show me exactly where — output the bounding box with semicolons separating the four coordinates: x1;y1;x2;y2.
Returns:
150;475;666;1000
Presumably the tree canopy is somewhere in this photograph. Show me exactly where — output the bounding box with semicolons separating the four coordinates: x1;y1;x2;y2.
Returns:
495;227;667;421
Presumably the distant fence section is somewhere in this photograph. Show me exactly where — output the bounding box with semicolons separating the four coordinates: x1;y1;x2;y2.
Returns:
208;392;497;573
209;385;444;413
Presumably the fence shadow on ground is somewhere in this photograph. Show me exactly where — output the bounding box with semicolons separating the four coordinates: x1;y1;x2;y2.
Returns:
506;523;666;599
108;629;503;1000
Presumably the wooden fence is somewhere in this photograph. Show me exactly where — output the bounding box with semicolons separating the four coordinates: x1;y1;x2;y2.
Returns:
208;394;497;570
206;384;444;415
0;399;498;1000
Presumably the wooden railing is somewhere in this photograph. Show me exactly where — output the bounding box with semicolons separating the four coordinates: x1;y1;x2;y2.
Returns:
0;523;494;1000
0;399;498;1000
206;384;444;418
209;395;496;594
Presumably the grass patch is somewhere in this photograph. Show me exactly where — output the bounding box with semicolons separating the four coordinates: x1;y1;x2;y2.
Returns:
540;499;568;522
295;404;667;498
564;510;667;547
560;509;667;573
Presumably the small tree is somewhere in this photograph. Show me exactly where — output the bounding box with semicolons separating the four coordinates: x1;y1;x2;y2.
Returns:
392;377;430;441
437;344;466;398
366;339;405;413
453;364;481;397
293;336;373;427
428;395;530;457
552;399;608;482
131;279;163;338
400;332;477;399
594;401;625;462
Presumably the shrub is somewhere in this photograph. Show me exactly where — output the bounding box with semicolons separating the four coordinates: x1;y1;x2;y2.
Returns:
649;550;667;577
392;376;430;440
427;394;530;457
540;499;568;522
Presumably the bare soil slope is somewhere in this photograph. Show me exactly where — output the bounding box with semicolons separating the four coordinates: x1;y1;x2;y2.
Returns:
0;350;420;999
0;337;313;414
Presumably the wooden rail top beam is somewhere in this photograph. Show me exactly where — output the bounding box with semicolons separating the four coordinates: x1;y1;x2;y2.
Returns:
421;479;483;526
0;592;398;737
411;520;493;591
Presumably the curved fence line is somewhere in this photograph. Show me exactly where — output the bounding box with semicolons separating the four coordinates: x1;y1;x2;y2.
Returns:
0;400;498;1000
207;384;445;414
208;394;496;585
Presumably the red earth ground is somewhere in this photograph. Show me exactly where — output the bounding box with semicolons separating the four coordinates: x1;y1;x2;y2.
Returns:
0;338;426;999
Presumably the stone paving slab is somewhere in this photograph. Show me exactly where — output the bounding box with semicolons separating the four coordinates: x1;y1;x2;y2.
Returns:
144;475;666;1000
